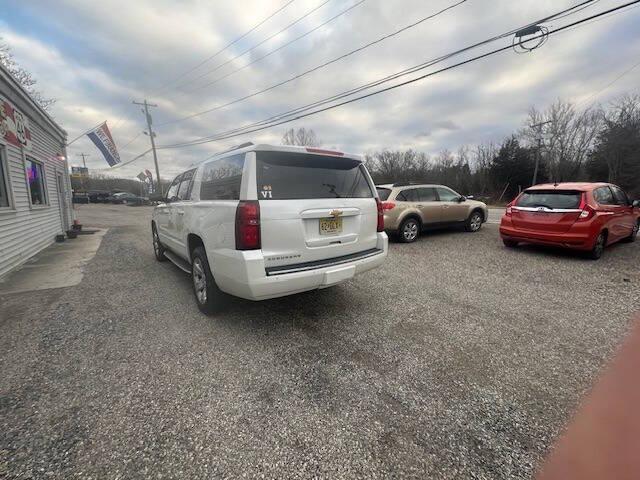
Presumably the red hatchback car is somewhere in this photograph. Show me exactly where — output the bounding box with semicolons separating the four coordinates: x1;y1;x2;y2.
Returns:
500;183;640;259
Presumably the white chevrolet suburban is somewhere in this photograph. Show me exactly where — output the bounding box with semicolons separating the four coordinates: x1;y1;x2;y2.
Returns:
151;143;388;314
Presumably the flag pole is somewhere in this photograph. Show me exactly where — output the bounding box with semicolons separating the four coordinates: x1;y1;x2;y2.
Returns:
65;120;107;147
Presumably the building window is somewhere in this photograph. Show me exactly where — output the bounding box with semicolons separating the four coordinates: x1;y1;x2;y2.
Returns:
0;146;12;208
25;157;47;206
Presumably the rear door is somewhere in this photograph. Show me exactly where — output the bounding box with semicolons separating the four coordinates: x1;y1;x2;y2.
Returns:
610;185;635;240
511;190;583;233
256;150;379;270
415;187;441;224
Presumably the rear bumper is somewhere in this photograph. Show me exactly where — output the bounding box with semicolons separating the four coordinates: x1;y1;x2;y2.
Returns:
499;223;594;250
212;233;388;300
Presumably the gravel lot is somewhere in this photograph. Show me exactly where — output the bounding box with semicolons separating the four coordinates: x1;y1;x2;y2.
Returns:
1;204;639;479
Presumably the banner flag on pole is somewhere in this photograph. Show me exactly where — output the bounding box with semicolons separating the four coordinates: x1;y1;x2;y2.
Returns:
137;172;147;182
87;122;121;167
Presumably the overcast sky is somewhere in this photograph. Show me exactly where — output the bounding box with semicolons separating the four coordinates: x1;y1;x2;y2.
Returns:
2;0;639;178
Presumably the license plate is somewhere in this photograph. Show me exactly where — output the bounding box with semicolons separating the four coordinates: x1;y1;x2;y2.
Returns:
319;217;343;235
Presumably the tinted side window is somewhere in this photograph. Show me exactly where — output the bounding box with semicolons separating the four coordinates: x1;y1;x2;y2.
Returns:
436;187;459;202
416;187;437;202
200;154;245;200
166;174;182;201
610;186;629;206
398;189;418;202
177;169;195;200
593;187;615;205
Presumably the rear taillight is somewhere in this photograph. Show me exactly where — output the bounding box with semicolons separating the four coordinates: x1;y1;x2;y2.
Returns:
578;205;595;221
577;193;594;221
381;201;396;211
235;200;261;250
505;204;512;216
376;198;384;232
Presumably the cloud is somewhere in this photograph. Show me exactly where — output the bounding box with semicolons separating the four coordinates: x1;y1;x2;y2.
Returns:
1;0;639;178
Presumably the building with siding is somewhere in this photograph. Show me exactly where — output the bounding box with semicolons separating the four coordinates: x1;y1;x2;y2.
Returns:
0;63;72;279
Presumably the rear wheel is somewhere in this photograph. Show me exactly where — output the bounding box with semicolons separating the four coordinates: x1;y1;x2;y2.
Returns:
503;239;519;248
587;232;606;260
398;217;420;243
465;210;483;232
623;220;639;243
152;224;167;261
191;246;227;315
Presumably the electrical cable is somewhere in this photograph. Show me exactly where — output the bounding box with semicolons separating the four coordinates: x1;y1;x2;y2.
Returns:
157;0;468;126
169;0;334;92
186;0;369;93
157;0;640;150
150;0;298;95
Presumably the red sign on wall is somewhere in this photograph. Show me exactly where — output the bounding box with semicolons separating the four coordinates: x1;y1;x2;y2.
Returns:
0;96;32;151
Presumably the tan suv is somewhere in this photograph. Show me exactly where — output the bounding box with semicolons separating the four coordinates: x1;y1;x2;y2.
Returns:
377;183;489;242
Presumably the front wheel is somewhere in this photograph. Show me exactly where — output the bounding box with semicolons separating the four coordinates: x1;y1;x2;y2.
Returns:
587;232;606;260
398;218;420;243
465;211;483;232
191;246;227;315
152;224;167;261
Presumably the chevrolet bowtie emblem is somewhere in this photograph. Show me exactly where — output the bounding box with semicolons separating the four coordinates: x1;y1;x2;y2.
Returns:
330;209;343;217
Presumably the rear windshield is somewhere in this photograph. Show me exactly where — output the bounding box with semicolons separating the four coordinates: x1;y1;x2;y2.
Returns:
377;188;391;201
517;190;582;209
256;151;373;200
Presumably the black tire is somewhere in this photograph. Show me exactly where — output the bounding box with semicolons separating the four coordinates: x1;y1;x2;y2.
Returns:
152;223;167;261
587;232;606;260
191;246;227;315
465;210;484;232
623;220;639;243
503;239;519;248
398;217;420;243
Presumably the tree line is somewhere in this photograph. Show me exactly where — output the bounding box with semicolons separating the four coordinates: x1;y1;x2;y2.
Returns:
363;94;640;202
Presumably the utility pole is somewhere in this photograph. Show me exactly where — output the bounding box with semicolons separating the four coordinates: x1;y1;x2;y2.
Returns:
530;120;552;186
77;153;90;193
78;153;90;169
133;100;162;195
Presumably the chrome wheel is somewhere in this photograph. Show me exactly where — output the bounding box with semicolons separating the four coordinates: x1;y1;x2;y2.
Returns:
152;229;160;256
402;220;419;242
469;213;482;232
192;258;207;304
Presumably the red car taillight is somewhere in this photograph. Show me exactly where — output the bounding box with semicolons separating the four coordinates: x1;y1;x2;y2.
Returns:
235;200;261;250
381;201;396;211
577;194;594;221
376;198;384;232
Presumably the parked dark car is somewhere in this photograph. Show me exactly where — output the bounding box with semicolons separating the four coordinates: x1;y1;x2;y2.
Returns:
108;192;145;204
88;190;111;203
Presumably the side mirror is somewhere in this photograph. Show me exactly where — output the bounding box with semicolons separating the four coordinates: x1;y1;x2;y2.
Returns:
457;196;466;203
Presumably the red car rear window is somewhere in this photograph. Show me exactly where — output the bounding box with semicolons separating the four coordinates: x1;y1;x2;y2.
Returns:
517;190;582;209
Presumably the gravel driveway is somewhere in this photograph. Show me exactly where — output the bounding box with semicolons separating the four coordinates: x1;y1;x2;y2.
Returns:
1;204;638;479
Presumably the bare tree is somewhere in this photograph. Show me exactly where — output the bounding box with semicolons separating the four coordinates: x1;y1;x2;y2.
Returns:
523;100;601;182
0;38;56;111
281;127;321;146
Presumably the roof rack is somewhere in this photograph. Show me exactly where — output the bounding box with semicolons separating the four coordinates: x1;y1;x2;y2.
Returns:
392;181;421;187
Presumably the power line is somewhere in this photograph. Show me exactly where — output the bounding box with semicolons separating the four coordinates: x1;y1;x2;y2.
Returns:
169;0;334;92
576;57;640;109
158;0;640;150
151;0;298;95
158;0;605;146
187;0;368;93
157;0;468;126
